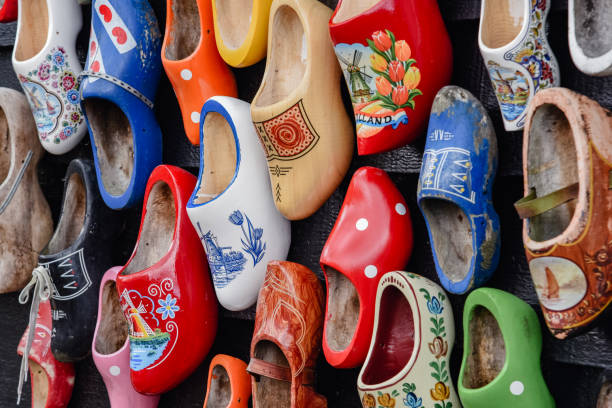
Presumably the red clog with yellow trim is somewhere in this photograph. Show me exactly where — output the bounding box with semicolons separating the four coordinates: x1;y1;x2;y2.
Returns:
203;354;252;407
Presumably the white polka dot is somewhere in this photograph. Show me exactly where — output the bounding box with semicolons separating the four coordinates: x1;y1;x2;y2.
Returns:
191;111;201;124
356;218;368;231
510;381;524;395
180;69;193;80
364;265;378;278
395;203;407;215
109;366;121;376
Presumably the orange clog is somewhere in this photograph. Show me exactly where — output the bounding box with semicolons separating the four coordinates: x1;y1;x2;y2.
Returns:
203;354;252;407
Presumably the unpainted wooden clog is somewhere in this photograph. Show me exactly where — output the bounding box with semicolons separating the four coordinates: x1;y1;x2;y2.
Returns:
569;0;612;77
251;0;353;220
0;0;17;22
203;354;252;408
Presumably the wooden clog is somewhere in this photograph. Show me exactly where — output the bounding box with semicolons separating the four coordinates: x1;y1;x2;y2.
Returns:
569;0;612;77
12;0;87;154
515;87;612;339
203;354;251;408
162;0;237;145
251;0;353;220
478;0;560;131
0;88;52;294
597;371;612;408
417;86;500;294
116;165;218;395
247;261;327;408
458;288;554;408
320;166;413;369
0;0;17;22
329;0;452;155
357;271;460;408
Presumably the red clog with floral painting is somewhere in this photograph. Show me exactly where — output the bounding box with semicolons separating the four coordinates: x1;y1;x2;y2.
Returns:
0;0;17;23
329;0;452;155
116;165;218;394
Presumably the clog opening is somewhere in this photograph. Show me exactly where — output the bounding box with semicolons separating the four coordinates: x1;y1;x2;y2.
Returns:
331;0;381;24
206;365;232;408
463;305;506;389
324;266;360;352
481;0;524;49
420;199;473;283
94;280;128;355
123;182;175;275
254;6;305;107
253;340;291;408
597;380;612;407
0;107;10;184
14;0;48;62
361;285;415;386
44;173;86;254
216;0;252;50
195;112;237;204
165;0;201;60
527;103;578;242
573;1;612;58
29;360;49;408
83;99;134;197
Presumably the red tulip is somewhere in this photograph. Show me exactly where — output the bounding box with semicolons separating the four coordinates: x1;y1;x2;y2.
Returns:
375;76;392;96
388;60;405;82
392;86;409;106
395;40;411;61
372;30;392;52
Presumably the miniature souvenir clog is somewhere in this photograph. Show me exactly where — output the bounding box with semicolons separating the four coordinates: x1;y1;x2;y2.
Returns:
514;87;612;339
417;86;500;295
162;0;237;145
81;0;163;210
203;354;251;408
92;267;160;408
357;271;460;408
186;96;290;312
320;166;413;369
458;288;555;408
211;0;272;67
250;0;353;221
329;0;452;155
568;0;612;77
478;0;560;132
0;0;17;23
0;88;52;294
16;299;75;408
248;261;327;408
12;0;86;154
116;165;218;395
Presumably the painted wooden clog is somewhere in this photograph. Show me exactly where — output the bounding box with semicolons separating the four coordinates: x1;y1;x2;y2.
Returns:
92;267;160;408
569;0;612;77
514;87;612;339
211;0;272;67
81;0;163;210
116;165;218;395
458;288;555;408
251;0;353;221
329;0;452;155
247;261;327;408
203;354;252;408
417;86;500;295
0;88;52;294
357;271;460;408
478;0;560;132
0;0;17;23
12;0;87;154
186;96;290;312
320;166;413;369
162;0;237;145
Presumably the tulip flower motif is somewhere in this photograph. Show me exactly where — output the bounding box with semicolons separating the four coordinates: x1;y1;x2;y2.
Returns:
392;86;409;106
428;336;448;359
404;67;421;90
430;382;450;401
372;30;392;52
370;53;388;72
362;393;376;408
395;40;411;61
388;61;405;83
376;76;392;96
378;393;396;408
402;383;423;408
228;210;266;265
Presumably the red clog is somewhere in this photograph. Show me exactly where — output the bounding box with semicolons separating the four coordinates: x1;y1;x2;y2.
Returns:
328;0;452;155
116;165;218;395
0;0;17;23
320;166;413;368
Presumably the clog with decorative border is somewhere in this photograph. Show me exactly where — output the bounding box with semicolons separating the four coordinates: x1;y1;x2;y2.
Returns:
92;267;160;407
203;354;251;407
186;96;290;312
417;86;500;295
81;0;163;210
0;0;17;23
12;0;86;154
458;288;554;408
568;0;612;77
357;271;460;408
116;165;218;395
320;166;413;369
162;0;237;145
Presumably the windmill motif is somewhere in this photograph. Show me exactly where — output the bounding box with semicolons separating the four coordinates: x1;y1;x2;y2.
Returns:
337;50;373;103
491;69;518;97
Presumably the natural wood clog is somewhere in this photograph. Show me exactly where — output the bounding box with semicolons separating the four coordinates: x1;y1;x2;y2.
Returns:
203;354;252;408
515;87;612;339
0;0;17;22
251;0;353;220
569;0;612;77
162;0;237;145
0;88;52;294
597;370;612;408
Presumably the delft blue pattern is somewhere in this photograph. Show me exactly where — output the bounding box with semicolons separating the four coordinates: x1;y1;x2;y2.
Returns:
228;210;266;266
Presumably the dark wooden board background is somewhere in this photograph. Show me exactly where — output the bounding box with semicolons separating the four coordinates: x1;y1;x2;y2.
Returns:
0;0;611;406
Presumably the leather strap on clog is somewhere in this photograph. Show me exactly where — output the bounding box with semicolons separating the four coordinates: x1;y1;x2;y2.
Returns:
247;358;315;385
514;183;579;219
79;71;154;109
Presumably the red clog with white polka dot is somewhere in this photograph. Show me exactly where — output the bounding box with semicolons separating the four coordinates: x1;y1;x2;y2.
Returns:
319;166;413;368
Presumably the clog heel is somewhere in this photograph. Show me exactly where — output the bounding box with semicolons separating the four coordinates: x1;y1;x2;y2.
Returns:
203;354;251;407
12;0;86;154
458;288;554;408
162;0;237;145
569;0;612;76
251;0;353;220
0;0;17;22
